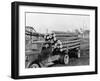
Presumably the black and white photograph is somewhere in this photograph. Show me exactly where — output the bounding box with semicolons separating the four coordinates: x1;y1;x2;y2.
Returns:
11;2;97;79
25;12;90;68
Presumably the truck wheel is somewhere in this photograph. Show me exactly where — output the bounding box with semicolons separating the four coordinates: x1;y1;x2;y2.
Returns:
76;49;80;58
60;54;69;65
29;62;40;68
30;64;40;68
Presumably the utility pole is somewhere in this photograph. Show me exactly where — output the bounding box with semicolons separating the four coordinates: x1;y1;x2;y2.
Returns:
46;28;48;34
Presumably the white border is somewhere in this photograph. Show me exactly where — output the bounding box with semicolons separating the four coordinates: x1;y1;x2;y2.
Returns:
19;5;95;76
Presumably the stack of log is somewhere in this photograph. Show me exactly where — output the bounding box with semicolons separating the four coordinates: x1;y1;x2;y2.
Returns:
53;31;81;50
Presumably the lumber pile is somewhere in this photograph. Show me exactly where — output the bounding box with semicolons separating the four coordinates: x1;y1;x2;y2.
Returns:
53;31;80;50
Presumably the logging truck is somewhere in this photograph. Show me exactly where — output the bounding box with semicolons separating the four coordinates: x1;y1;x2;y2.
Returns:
25;27;81;68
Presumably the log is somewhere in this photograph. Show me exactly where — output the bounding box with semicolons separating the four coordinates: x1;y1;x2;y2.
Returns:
62;42;80;48
56;36;79;41
62;39;81;44
68;45;80;49
55;34;78;37
62;44;80;50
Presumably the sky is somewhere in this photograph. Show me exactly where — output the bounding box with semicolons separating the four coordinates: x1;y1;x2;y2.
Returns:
26;12;90;34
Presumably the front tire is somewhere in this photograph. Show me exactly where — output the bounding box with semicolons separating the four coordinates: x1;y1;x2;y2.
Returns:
30;63;40;68
29;62;41;68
